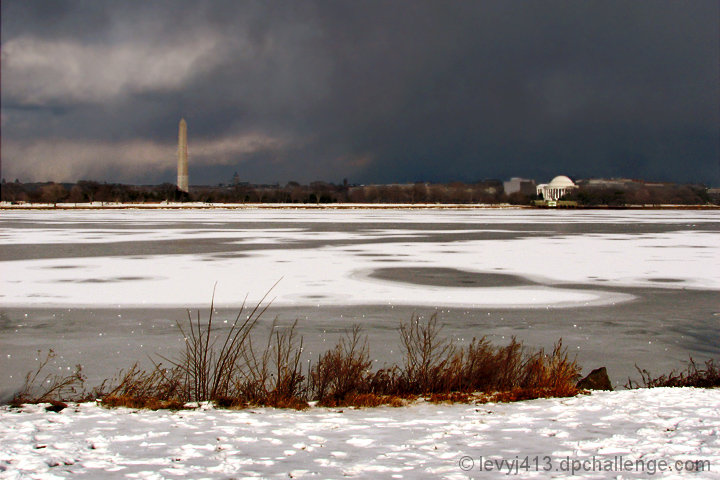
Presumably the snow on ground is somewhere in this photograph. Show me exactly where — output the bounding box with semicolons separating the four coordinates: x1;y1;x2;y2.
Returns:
0;388;718;479
1;209;717;308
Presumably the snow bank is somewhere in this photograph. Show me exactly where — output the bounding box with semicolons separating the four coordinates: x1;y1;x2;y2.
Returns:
1;388;718;479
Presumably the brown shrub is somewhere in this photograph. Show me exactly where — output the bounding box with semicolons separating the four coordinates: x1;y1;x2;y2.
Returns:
310;325;373;405
324;393;412;408
100;395;185;410
237;319;307;407
427;392;473;404
478;386;581;403
164;286;273;402
213;395;248;409
367;366;402;395
266;396;310;410
519;340;581;393
626;358;720;388
93;363;185;402
398;313;455;393
11;350;86;406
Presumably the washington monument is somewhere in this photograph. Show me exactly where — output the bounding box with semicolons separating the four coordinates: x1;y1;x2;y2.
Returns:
177;118;189;192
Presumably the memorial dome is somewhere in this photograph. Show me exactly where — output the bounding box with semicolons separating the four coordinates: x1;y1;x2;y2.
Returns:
536;175;578;202
548;175;575;188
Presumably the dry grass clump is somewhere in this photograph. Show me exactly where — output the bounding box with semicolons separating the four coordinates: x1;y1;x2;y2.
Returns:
392;314;580;400
235;319;309;409
310;313;581;407
397;314;455;393
100;395;185;410
336;393;410;408
9;303;582;410
478;387;577;404
165;288;271;403
90;363;186;410
310;325;374;406
427;392;473;404
10;350;86;407
626;358;720;389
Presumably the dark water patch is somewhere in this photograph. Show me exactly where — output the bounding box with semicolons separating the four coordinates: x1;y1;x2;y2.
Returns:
211;253;248;259
648;278;683;283
651;245;712;249
369;267;539;288
46;265;82;270
4;219;719;262
0;238;276;262
58;276;161;283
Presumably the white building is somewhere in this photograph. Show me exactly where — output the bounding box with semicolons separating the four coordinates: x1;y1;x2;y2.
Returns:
536;175;577;201
503;177;536;195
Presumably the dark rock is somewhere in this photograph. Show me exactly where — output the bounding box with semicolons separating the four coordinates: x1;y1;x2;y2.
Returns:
45;401;68;413
577;367;613;391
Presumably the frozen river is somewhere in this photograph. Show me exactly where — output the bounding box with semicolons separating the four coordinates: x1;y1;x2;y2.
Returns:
0;208;718;396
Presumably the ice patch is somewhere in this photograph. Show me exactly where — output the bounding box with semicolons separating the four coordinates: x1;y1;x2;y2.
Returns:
0;209;717;310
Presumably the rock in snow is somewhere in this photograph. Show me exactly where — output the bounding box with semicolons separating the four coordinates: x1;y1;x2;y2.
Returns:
577;367;614;391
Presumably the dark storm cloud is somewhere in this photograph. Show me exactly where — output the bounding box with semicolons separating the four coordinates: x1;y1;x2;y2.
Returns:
2;0;718;185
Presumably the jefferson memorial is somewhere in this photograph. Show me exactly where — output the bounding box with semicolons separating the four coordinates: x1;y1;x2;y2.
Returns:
536;175;577;201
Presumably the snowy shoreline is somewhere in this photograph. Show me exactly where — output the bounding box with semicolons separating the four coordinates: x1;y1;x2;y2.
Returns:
1;388;718;479
2;201;719;210
6;202;525;210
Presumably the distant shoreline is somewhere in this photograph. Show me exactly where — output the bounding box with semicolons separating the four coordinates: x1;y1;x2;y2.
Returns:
1;202;719;210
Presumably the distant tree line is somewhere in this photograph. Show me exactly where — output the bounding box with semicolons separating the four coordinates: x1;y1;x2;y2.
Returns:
1;180;185;204
1;178;716;206
0;179;520;205
563;182;713;206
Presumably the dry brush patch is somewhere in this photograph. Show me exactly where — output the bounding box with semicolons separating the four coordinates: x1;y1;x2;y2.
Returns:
236;319;309;409
626;358;720;389
10;304;587;410
164;286;272;403
10;350;87;408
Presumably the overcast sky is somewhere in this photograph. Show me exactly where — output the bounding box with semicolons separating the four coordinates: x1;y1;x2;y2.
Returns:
2;0;718;186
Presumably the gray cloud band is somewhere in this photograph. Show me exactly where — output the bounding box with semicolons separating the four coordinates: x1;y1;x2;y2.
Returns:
1;0;718;185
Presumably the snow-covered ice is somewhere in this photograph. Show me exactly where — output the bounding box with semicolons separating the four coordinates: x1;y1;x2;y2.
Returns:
1;209;717;308
0;388;718;479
